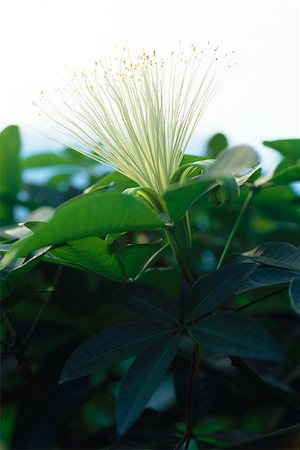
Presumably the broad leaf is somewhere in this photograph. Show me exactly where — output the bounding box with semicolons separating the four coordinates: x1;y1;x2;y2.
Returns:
140;267;181;300
59;322;172;383
207;133;229;157
21;152;68;169
45;237;125;282
189;312;286;362
0;125;21;224
241;242;300;271
237;267;299;293
113;284;179;325
289;278;300;315
117;333;181;435
0;191;165;268
185;263;257;321
117;243;162;281
263;139;300;163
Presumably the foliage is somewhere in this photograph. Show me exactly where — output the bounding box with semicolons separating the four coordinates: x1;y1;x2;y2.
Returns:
1;127;300;449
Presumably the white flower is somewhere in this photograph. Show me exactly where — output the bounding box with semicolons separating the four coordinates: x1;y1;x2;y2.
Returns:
37;44;233;194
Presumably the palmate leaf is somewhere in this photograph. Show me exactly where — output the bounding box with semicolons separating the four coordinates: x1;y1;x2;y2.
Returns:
113;284;179;325
59;322;173;384
189;312;286;363
185;263;257;321
241;242;300;271
116;333;181;436
0;191;165;269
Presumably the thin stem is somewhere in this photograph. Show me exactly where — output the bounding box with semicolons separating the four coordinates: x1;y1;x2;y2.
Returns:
235;286;287;312
24;266;63;344
216;189;255;269
175;342;199;450
165;227;194;283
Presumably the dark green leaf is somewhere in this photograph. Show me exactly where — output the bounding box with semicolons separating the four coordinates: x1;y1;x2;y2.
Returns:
59;322;172;383
1;191;165;268
185;263;257;321
289;278;300;315
117;243;160;281
190;312;286;362
140;267;180;300
0;126;21;223
241;242;300;271
207;133;229;157
117;333;181;435
85;170;137;193
237;267;299;293
113;284;179;325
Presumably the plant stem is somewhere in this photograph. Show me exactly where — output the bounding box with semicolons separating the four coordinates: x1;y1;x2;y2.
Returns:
235;286;287;312
216;189;255;269
165;227;194;284
175;342;199;450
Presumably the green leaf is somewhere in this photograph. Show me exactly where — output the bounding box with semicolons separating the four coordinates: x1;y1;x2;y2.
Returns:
113;284;179;325
207;133;229;157
289;278;300;315
117;243;160;281
201;145;258;180
45;237;125;282
140;267;181;300
59;322;172;383
164;178;212;221
164;145;258;221
85;170;137;193
263;139;300;163
0;191;165;268
116;333;181;435
241;242;300;271
185;263;257;321
21;152;68;169
270;163;300;186
237;267;299;293
189;312;286;363
0;125;21;223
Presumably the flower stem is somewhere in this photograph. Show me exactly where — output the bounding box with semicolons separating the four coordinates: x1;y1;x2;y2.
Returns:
164;209;195;284
216;189;255;269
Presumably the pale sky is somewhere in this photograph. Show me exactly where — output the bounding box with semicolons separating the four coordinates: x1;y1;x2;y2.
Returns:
1;0;299;168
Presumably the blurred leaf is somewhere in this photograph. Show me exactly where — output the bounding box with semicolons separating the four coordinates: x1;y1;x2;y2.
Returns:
270;163;300;186
117;333;181;435
263;139;300;163
59;322;173;383
0;125;21;223
22;152;68;169
1;191;165;268
189;312;286;362
241;242;300;271
207;133;229;157
113;284;179;325
289;278;300;315
185;263;257;321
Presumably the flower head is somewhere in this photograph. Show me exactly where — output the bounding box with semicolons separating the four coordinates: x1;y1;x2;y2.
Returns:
36;44;233;194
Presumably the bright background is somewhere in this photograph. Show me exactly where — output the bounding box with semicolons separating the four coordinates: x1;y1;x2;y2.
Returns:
1;0;299;169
